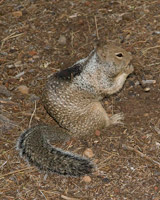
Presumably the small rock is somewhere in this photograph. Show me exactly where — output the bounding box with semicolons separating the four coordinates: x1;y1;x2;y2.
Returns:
122;13;133;21
142;80;156;85
0;114;17;132
128;80;135;87
102;177;110;183
0;86;12;97
0;58;6;64
153;31;160;35
0;52;8;56
40;62;51;68
29;94;40;102
17;85;29;94
144;87;150;92
135;81;140;86
128;90;136;97
114;187;120;194
58;35;66;45
9;47;17;53
95;130;101;136
83;148;94;158
144;113;149;117
69;13;78;18
82;175;92;183
104;101;109;105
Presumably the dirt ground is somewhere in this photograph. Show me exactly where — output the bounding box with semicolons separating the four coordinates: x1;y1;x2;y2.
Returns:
0;0;160;199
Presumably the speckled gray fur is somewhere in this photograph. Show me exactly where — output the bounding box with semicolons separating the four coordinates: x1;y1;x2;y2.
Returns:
17;43;134;177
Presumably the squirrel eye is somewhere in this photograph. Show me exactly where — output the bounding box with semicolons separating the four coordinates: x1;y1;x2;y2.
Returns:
115;53;123;58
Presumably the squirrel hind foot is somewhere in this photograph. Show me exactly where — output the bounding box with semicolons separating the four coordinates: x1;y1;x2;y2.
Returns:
110;113;124;125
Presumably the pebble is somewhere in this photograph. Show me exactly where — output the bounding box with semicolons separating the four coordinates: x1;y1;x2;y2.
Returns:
17;85;29;94
7;64;14;69
0;52;8;56
0;86;12;97
0;114;17;132
29;94;40;102
83;148;94;158
142;80;156;85
95;130;101;136
102;177;110;183
82;175;92;183
58;35;66;45
144;87;150;92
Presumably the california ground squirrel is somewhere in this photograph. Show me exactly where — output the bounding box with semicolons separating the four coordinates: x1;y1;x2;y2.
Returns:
17;43;134;177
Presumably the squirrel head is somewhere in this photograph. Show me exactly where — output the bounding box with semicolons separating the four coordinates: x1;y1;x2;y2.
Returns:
96;43;132;75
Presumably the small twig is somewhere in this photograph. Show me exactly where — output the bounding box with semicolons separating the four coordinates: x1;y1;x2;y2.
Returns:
0;99;17;105
28;100;37;128
122;144;160;168
1;32;24;50
141;80;156;85
0;167;34;179
0;161;7;169
94;16;100;40
0;114;19;127
39;190;48;200
154;126;160;134
142;45;160;55
61;195;80;200
147;62;160;67
86;16;91;34
71;31;74;48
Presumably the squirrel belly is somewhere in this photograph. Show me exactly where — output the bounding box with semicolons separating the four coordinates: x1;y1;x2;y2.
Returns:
17;43;133;177
17;125;94;176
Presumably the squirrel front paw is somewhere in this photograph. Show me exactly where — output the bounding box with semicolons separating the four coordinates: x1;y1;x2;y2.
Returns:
124;64;134;75
110;113;124;125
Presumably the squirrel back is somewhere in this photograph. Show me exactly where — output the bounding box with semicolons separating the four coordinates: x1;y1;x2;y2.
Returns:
17;43;133;177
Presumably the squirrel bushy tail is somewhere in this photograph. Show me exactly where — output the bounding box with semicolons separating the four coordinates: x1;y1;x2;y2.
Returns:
17;125;94;177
